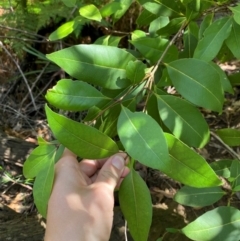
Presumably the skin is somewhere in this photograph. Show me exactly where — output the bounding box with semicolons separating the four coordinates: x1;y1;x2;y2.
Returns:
44;149;129;241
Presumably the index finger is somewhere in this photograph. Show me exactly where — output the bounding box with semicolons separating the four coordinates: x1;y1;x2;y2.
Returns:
79;152;128;177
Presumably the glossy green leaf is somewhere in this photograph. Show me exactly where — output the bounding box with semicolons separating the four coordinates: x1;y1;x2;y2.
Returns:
156;94;209;148
193;17;232;61
112;0;133;23
126;60;146;84
131;30;146;40
230;160;240;189
143;0;184;17
45;79;109;111
182;206;240;241
174;186;225;207
130;37;178;64
117;107;168;170
210;160;232;178
94;35;122;46
229;4;240;25
226;20;240;59
47;45;135;90
216;128;240;146
23;145;56;178
229;72;240;86
49;21;75;41
119;169;152;241
165;133;221;187
45;105;119;159
149;16;169;35
100;2;121;17
166;58;224;112
198;13;214;39
209;62;233;94
79;4;102;22
33;155;55;218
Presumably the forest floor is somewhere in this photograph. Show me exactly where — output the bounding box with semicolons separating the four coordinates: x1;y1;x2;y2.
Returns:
1;58;240;241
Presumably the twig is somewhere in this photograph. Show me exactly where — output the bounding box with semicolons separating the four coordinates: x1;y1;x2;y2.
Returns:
152;22;187;77
0;35;48;43
0;41;37;110
2;159;23;167
143;22;187;112
0;104;34;130
0;24;46;39
20;62;50;107
210;131;240;160
124;220;128;241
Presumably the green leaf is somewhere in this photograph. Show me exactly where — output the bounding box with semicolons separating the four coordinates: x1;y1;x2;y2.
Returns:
149;16;169;36
131;30;147;40
229;72;240;86
119;169;152;241
210;160;232;178
45;105;119;159
23;145;56;178
143;0;184;17
117;107;168;170
79;4;102;22
165;133;221;187
136;9;157;27
226;20;240;59
182;206;240;241
112;0;133;23
174;186;225;207
180;21;199;58
45;79;109;111
229;4;240;25
61;0;76;7
49;20;75;41
100;2;122;17
198;13;214;39
216;128;240;146
54;144;65;163
126;60;146;84
156;94;209;148
166;58;224;112
230;160;240;189
94;35;122;46
209;62;233;94
193;17;232;61
33;155;55;218
46;45;136;89
157;17;187;36
99;105;121;138
130;37;178;64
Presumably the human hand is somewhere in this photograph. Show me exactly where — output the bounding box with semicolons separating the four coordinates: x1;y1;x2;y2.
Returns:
44;149;129;241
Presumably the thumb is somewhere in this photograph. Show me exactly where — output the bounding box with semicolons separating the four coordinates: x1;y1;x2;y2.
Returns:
95;154;126;190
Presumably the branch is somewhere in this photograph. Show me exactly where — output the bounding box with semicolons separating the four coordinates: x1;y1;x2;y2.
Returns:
0;41;37;110
0;24;46;39
210;131;240;160
143;22;187;112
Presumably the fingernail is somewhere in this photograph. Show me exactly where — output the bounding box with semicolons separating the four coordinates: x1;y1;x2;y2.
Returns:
112;155;125;170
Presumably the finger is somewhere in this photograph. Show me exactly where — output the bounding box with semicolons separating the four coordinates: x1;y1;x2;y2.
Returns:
79;153;128;177
95;154;127;191
78;159;101;177
61;148;77;158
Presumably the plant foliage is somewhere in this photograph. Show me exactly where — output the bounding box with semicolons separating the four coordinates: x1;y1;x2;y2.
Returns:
23;0;240;240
